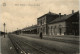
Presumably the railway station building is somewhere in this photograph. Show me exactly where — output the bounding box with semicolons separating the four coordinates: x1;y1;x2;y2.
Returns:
48;10;79;36
37;12;62;35
14;10;79;36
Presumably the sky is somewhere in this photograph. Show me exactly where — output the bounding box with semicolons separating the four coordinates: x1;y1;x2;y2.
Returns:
0;0;79;32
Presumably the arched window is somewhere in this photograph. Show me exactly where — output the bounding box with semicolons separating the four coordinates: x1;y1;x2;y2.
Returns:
54;26;56;35
59;25;62;35
54;26;56;28
51;26;53;35
59;25;62;28
49;26;51;35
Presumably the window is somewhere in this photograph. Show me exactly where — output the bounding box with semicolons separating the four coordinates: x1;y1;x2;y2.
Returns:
44;16;46;24
72;22;78;24
51;26;53;35
59;25;62;28
54;26;56;28
40;20;42;25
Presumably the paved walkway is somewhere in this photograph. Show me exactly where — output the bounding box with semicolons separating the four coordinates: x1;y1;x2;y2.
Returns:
0;36;1;54
22;34;79;41
21;34;79;44
1;35;18;54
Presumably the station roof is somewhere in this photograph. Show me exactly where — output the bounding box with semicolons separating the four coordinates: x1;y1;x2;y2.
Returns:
37;11;58;19
49;11;79;24
22;25;38;31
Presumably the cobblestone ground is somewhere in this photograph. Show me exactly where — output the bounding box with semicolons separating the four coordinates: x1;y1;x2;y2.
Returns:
1;35;18;54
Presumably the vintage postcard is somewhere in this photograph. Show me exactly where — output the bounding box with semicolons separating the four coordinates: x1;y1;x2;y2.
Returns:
0;0;79;54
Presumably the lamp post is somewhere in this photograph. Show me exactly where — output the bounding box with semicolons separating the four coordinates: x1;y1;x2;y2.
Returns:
6;30;7;34
3;23;6;38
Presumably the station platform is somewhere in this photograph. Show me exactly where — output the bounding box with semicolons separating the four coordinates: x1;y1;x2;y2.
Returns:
1;35;18;54
21;34;79;44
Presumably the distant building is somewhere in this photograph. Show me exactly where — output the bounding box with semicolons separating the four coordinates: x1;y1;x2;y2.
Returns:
48;10;79;36
37;12;61;35
12;29;21;35
22;25;38;34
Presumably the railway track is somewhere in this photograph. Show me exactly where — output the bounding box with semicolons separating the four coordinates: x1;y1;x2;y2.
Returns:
9;35;26;54
8;35;52;54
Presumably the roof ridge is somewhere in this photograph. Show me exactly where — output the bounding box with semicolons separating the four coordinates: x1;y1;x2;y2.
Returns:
49;13;73;24
38;12;58;19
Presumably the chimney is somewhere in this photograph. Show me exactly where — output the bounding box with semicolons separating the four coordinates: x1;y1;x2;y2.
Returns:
64;14;66;16
49;11;51;14
59;13;61;18
72;10;74;14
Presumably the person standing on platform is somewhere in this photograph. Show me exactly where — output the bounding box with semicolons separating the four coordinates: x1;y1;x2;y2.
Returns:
40;32;43;39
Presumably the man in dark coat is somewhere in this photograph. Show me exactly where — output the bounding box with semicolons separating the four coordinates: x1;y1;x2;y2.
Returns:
40;32;43;39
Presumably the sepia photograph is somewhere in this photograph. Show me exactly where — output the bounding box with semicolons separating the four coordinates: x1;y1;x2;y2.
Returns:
0;0;79;54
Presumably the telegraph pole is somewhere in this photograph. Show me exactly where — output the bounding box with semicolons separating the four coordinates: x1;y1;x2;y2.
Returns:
3;23;6;38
